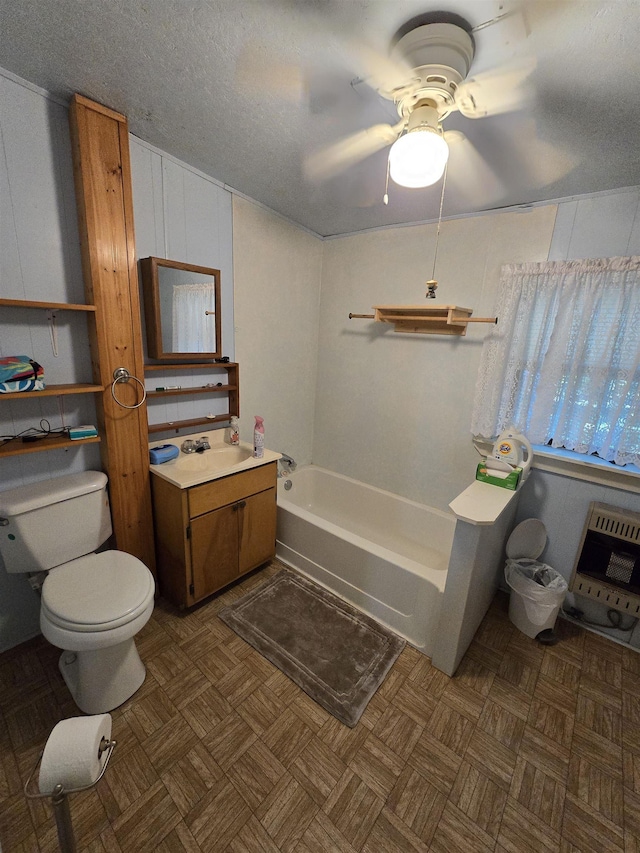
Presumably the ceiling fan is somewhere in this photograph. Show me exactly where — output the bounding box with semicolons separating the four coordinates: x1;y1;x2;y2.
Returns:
304;12;537;198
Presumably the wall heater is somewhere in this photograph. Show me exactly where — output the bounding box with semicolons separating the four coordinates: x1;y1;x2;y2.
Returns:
570;502;640;617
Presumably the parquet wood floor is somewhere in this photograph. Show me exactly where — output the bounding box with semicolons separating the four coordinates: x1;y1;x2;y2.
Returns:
1;559;639;852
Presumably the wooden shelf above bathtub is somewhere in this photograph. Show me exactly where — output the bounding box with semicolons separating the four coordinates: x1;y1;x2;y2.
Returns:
348;305;498;336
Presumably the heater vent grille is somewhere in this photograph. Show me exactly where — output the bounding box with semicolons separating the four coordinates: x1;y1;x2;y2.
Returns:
573;575;640;616
590;510;640;544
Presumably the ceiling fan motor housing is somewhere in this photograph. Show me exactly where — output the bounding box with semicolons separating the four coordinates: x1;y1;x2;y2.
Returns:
390;23;475;120
406;103;440;133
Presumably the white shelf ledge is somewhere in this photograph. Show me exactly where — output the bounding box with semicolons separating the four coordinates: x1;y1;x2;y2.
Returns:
449;480;520;525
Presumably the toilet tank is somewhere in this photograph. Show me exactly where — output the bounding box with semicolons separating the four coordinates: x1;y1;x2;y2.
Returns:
0;471;112;574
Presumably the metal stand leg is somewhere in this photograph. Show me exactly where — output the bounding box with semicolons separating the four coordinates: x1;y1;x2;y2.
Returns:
51;784;77;853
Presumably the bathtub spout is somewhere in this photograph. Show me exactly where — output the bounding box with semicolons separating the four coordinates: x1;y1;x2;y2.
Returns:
278;454;297;475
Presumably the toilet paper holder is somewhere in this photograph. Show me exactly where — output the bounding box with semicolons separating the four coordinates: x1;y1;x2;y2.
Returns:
24;736;116;853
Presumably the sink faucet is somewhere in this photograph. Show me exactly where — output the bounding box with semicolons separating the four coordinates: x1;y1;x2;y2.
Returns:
182;437;210;454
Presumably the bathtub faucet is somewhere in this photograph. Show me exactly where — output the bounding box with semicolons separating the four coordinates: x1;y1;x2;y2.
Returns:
279;453;297;474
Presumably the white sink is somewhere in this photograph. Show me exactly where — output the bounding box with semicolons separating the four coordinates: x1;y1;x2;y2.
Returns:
178;446;253;471
149;430;281;489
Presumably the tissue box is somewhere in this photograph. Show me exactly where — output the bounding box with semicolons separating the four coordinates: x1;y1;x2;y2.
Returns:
475;462;521;490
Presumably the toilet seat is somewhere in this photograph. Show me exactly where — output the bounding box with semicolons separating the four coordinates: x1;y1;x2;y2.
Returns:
42;551;155;632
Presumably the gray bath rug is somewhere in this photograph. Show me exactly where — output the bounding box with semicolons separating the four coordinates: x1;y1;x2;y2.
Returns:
219;569;405;727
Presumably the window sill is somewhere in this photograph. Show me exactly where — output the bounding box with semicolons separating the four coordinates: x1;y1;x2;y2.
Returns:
532;445;640;494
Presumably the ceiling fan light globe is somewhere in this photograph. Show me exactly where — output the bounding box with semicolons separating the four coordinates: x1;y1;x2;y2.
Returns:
388;128;449;188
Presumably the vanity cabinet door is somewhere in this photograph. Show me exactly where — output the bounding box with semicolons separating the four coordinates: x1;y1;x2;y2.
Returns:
238;487;277;575
190;503;238;600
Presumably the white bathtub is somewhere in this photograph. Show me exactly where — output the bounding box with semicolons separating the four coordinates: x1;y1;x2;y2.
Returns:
276;466;456;655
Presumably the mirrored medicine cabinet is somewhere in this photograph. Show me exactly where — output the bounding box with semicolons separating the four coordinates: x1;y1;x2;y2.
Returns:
140;257;222;360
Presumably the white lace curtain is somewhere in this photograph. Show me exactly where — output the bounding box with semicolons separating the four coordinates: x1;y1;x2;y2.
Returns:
471;256;640;467
172;283;217;352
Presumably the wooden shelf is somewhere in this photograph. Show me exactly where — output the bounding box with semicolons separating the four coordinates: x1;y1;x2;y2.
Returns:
147;385;237;399
0;299;102;457
0;383;104;400
0;434;101;458
349;305;498;336
0;298;96;312
148;414;231;434
144;362;236;371
145;362;239;436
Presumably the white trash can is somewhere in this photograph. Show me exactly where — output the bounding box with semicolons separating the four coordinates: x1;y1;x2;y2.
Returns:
505;559;568;639
503;518;567;639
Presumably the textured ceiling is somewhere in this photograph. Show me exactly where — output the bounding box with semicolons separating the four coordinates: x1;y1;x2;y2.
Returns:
1;0;639;237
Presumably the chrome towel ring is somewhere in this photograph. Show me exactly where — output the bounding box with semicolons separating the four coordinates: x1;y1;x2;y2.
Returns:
111;367;147;409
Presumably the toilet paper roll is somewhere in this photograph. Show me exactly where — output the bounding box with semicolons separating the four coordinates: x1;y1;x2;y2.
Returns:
39;713;112;794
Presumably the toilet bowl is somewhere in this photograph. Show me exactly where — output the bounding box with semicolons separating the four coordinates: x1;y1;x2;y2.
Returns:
40;551;155;713
0;470;156;714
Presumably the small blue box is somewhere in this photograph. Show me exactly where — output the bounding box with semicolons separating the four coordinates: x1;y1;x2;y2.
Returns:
69;425;98;440
149;444;179;464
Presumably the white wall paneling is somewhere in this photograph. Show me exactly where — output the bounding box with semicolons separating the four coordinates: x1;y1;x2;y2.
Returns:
0;73;102;650
232;196;322;467
548;187;640;260
0;76;99;477
516;470;640;586
130;136;235;438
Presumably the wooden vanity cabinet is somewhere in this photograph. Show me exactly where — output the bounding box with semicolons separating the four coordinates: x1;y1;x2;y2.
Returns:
151;462;277;607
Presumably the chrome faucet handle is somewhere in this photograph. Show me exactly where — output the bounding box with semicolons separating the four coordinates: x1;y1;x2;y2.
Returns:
196;437;211;450
181;439;196;454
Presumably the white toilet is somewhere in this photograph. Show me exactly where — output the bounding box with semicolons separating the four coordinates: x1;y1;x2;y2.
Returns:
0;471;155;714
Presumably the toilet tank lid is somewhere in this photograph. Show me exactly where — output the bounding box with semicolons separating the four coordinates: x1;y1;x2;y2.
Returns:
0;471;108;517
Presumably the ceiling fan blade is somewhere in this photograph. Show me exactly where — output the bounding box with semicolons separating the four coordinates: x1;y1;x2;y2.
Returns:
443;130;506;207
234;39;308;103
505;117;579;188
346;39;414;99
455;56;537;118
304;121;403;182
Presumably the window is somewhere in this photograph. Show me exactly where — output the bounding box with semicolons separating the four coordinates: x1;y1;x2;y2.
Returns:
471;256;640;468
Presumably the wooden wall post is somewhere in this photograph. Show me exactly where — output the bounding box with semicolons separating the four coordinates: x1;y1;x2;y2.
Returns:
69;94;156;574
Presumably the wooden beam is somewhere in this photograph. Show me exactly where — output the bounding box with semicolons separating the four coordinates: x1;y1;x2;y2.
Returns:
69;94;156;576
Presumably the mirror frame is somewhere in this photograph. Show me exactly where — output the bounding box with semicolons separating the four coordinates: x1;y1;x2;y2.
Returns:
140;256;222;360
